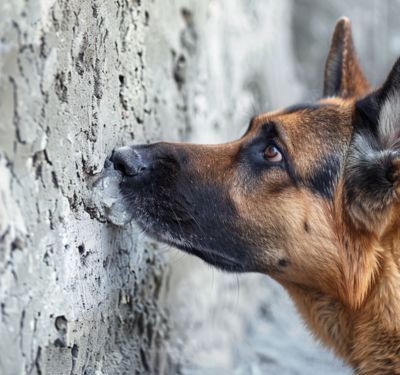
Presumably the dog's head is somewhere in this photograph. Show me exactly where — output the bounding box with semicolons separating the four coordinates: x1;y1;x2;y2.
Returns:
110;18;400;308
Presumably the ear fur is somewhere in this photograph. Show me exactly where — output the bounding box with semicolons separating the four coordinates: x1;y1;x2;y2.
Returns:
324;17;370;99
344;58;400;234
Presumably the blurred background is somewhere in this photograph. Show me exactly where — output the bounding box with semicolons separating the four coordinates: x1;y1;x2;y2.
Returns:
1;0;400;374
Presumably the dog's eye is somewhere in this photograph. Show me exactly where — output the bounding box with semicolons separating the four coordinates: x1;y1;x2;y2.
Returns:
264;145;282;162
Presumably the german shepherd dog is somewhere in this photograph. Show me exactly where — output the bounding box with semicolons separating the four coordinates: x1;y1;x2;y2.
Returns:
110;18;400;373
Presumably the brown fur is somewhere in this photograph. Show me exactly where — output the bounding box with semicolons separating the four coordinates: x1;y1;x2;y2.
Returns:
111;17;400;374
324;18;370;98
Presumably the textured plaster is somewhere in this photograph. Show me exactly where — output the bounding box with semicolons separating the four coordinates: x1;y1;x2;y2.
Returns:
0;1;174;373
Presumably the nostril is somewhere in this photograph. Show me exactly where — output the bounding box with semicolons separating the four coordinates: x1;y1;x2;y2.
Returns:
104;158;113;169
114;160;128;175
110;149;136;176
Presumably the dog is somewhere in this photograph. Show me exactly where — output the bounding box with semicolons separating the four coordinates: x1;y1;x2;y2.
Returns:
109;17;400;374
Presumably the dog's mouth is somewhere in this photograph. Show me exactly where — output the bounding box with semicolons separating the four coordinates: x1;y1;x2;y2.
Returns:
139;222;247;272
170;242;246;272
187;250;246;272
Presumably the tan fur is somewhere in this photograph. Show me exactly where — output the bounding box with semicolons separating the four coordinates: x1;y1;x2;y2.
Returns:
284;182;400;373
220;20;400;372
179;97;400;372
243;106;400;372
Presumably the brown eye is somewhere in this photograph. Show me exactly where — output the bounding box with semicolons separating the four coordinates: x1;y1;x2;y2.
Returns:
264;145;282;162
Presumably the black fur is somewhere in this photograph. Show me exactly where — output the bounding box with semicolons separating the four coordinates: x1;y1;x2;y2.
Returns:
355;57;400;135
305;155;341;199
345;131;395;214
344;58;400;230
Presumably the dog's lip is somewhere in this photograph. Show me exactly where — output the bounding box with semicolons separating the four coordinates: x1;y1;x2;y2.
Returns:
135;220;248;270
170;241;246;271
123;199;247;271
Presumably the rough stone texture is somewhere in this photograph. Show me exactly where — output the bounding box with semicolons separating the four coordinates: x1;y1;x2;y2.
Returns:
1;0;400;374
0;1;174;373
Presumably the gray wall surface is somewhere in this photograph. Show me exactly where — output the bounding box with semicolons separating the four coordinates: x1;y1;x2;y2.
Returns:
1;0;399;374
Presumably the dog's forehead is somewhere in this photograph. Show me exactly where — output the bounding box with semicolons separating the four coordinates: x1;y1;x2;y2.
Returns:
249;98;354;191
252;98;353;154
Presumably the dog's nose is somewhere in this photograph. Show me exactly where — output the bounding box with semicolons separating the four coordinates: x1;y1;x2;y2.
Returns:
110;146;150;177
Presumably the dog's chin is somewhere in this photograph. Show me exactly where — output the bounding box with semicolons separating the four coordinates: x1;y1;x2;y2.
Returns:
172;243;247;272
133;216;247;273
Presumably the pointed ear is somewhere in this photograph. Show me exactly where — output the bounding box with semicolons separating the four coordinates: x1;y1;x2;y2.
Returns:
356;57;400;149
323;17;370;98
344;58;400;234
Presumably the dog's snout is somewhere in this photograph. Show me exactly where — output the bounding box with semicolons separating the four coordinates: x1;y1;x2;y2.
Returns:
110;146;150;177
109;143;182;180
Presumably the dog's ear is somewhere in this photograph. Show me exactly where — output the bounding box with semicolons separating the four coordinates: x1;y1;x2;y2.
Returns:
323;17;370;98
344;57;400;234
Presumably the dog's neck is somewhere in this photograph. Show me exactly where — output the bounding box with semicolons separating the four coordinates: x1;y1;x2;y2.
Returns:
283;234;400;373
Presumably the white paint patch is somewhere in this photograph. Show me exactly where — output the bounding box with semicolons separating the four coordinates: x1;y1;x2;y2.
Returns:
91;166;133;226
0;156;26;238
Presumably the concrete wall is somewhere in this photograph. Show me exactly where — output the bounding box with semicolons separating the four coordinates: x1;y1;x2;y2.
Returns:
1;0;400;374
0;1;175;373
